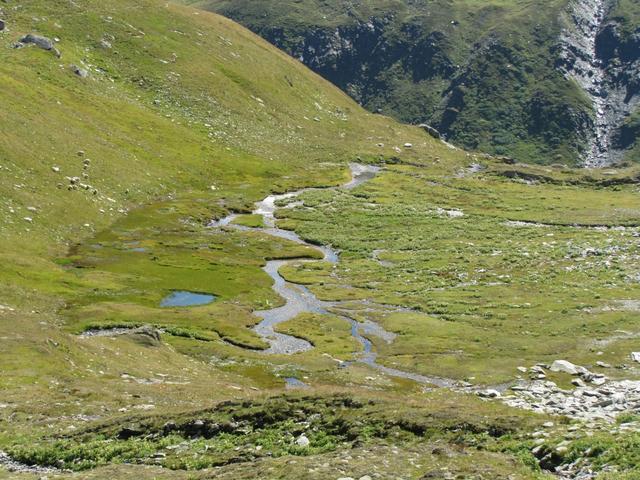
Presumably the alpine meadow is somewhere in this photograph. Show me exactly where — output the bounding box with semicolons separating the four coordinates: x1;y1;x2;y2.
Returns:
1;1;640;479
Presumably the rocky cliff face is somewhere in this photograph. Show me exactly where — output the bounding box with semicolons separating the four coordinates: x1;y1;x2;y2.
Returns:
259;18;455;113
557;0;640;166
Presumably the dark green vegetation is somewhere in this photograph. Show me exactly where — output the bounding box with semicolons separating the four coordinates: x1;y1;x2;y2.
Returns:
190;0;640;165
4;394;548;476
1;0;640;479
6;393;640;479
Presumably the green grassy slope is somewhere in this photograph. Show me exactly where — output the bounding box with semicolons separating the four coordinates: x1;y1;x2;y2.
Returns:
0;0;443;436
0;0;440;313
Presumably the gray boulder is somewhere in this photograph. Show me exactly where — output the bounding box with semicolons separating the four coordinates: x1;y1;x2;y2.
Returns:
550;360;583;375
70;64;89;78
127;325;162;347
0;20;5;32
16;33;61;57
19;34;54;50
295;434;310;447
419;123;441;139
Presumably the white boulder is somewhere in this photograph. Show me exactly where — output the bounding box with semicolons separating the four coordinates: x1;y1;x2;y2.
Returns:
296;434;310;448
550;360;582;375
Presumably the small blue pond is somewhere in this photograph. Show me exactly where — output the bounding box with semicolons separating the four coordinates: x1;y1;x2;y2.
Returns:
160;291;216;307
284;377;309;389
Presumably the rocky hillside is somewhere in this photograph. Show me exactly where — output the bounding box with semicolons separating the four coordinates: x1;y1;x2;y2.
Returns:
192;0;640;166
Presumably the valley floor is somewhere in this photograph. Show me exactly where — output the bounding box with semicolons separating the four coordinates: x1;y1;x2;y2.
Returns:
2;156;640;480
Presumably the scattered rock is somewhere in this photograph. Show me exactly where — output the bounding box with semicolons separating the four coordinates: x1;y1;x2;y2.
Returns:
572;378;587;388
436;207;464;218
477;389;500;398
403;143;413;148
296;434;310;448
504;373;640;422
0;20;5;32
51;166;60;173
126;325;162;347
550;360;582;375
419;123;441;139
0;450;58;474
70;64;89;78
531;445;545;457
631;352;640;363
16;34;60;56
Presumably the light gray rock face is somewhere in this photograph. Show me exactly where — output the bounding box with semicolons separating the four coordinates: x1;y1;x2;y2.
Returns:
557;0;640;166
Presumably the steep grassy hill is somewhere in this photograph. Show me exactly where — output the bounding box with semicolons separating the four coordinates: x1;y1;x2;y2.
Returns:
2;0;640;479
0;0;436;332
191;0;640;166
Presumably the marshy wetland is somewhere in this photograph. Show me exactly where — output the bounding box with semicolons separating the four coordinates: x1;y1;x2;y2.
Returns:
23;157;636;478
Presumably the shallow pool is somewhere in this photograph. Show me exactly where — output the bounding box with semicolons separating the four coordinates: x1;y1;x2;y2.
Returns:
284;377;309;389
160;291;216;307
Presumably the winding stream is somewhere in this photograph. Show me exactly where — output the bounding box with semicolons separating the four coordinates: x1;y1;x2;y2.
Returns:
211;164;457;387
